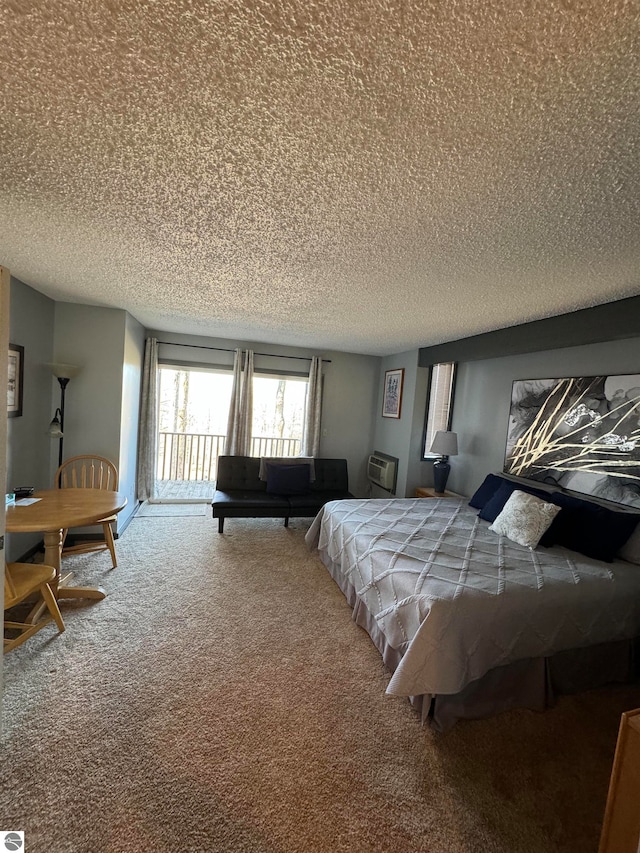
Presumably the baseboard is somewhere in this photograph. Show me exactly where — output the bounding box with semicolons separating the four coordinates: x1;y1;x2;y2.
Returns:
64;533;108;544
117;502;141;536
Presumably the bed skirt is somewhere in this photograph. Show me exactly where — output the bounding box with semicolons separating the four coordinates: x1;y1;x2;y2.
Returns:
317;546;640;732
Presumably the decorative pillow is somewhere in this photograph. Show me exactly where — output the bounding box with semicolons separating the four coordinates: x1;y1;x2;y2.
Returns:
489;490;561;549
541;492;640;562
259;456;316;481
478;478;552;522
618;519;640;564
265;463;311;496
468;474;505;510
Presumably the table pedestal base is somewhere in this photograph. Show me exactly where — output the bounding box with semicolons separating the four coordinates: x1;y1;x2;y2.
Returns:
27;571;106;623
58;571;106;601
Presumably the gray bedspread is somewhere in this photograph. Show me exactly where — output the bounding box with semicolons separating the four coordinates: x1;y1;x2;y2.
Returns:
305;497;640;698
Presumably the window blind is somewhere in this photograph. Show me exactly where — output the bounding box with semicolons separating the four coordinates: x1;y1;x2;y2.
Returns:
423;362;456;457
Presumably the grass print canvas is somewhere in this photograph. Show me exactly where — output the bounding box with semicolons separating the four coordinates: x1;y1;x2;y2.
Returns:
504;375;640;509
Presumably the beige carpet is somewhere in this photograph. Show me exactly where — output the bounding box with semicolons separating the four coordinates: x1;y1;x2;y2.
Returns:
1;515;637;853
135;501;208;517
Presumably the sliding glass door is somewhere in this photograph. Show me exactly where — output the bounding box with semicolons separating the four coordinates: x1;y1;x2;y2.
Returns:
156;367;231;499
155;366;308;500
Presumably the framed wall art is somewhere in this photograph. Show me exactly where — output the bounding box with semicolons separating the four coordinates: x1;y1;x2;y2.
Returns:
7;343;24;418
382;368;404;419
504;374;640;508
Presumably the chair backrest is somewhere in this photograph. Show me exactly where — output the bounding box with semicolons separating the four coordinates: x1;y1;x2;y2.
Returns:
55;455;118;491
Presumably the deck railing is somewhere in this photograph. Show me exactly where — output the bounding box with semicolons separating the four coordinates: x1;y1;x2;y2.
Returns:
157;432;302;481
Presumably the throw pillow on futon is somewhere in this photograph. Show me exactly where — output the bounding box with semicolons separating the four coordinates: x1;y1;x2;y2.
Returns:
265;463;311;496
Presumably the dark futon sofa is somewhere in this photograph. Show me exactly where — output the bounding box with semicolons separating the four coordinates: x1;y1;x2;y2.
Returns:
211;455;353;532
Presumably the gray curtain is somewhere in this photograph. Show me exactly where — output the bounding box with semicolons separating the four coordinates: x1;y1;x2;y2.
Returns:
136;337;158;501
302;356;323;457
224;349;254;455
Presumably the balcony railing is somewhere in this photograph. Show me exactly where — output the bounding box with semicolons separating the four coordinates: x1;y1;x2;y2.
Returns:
157;432;302;481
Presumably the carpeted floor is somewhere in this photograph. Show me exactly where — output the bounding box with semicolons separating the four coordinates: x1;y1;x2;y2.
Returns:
135;501;209;517
1;515;636;852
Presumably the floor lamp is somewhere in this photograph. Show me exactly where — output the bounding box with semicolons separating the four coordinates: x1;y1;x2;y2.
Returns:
47;363;81;469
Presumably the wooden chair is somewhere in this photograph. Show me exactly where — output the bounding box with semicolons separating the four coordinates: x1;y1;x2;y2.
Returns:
4;562;65;652
55;454;119;568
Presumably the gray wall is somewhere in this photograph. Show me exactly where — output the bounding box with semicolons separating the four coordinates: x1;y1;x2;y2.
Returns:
6;278;56;559
408;365;431;495
119;313;145;527
450;336;640;499
371;350;418;497
53;303;125;469
371;350;437;498
53;303;144;529
151;330;381;497
320;350;381;496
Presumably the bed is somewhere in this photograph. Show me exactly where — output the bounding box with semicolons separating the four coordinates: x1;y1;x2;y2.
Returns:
305;485;640;730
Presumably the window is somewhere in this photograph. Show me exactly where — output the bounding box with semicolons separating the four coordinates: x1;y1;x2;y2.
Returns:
251;374;308;457
422;362;456;458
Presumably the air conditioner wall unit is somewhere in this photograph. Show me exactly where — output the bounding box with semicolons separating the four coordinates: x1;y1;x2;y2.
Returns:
367;451;398;493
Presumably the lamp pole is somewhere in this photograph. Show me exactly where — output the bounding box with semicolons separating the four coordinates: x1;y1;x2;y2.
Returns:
56;376;70;468
48;363;80;472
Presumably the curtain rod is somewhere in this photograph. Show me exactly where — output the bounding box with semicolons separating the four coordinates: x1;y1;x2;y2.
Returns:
157;341;331;363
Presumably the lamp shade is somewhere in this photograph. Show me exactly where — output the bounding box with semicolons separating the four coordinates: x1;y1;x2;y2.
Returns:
48;362;81;380
430;430;458;457
47;411;63;437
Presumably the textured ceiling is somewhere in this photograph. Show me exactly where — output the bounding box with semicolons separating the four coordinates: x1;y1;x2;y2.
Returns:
1;0;639;356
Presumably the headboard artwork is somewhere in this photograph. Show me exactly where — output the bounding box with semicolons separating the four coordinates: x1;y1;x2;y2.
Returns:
503;374;640;510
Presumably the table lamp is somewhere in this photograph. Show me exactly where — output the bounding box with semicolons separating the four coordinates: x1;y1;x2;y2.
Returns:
429;430;458;494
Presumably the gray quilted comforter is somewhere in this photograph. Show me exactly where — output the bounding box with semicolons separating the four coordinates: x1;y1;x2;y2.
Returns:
305;497;640;698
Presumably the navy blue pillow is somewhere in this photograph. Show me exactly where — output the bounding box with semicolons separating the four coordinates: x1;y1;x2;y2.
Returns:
478;479;551;522
265;463;311;496
540;492;640;562
468;474;505;510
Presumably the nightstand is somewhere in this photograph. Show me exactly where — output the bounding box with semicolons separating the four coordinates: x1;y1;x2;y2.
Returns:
415;487;463;499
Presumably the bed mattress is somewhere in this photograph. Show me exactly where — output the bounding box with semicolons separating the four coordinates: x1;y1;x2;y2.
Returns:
305;497;640;698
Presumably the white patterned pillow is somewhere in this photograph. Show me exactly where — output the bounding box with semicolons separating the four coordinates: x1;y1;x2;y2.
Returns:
489;490;561;549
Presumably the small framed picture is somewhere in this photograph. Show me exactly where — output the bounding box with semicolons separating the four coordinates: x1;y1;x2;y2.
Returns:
8;343;24;418
382;368;404;419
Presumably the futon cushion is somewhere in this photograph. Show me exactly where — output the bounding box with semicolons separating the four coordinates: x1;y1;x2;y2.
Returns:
478;478;551;522
212;489;289;509
468;474;505;509
287;490;350;509
540;492;640;562
265;463;311;496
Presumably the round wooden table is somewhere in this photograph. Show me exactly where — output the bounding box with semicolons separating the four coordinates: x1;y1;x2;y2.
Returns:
5;488;128;607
